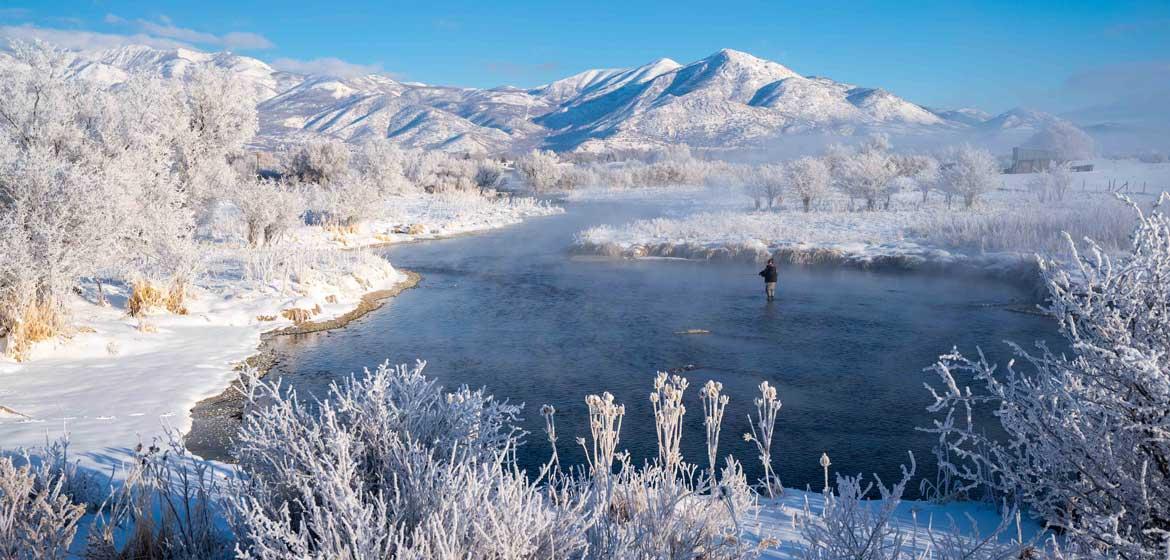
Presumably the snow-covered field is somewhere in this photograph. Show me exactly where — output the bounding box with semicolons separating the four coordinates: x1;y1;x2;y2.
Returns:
573;160;1170;276
0;193;560;476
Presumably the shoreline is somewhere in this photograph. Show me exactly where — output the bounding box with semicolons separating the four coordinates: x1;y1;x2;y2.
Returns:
571;240;1048;294
184;270;421;462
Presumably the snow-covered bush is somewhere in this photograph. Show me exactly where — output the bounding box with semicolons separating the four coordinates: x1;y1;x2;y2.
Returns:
800;454;1027;559
307;177;382;233
473;160;504;194
922;196;1170;558
832;141;901;211
787;156;831;212
402;150;476;193
229;178;305;247
1025;162;1072;203
938;145;999;208
229;361;760;558
86;432;231;559
516;149;563;192
0;453;86;559
288;139;352;186
352;139;410;195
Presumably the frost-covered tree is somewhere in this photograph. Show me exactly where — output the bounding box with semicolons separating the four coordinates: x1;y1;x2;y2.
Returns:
746;164;786;210
896;153;939;203
230;178;305;247
308;176;381;232
834;149;900;211
938;145;999;208
0;42;126;357
352;139;410;195
288;139;352;186
402;150;476;193
786;156;830;212
923;197;1170;558
174;67;258;207
473;160;503;194
516;149;563;193
1027;120;1095;162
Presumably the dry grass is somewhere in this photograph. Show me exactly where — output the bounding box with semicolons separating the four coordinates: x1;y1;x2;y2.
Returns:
2;300;65;362
280;304;322;325
127;280;165;317
128;280;189;317
256;314;277;322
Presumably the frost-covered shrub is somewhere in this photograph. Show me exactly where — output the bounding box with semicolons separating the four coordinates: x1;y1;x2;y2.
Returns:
473;160;504;194
516;149;563;192
86;433;232;559
938;145;999;208
0;454;86;559
1025;162;1072;203
229;361;760;558
228;361;553;558
229;178;305;247
923;196;1170;558
402;150;476;193
352;139;410;195
307;177;381;232
288;140;352;186
800;455;1026;560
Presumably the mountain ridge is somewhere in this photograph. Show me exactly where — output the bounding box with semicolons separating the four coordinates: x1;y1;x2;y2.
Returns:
13;43;1083;154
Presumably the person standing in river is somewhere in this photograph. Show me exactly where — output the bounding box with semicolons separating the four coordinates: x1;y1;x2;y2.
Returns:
759;258;779;302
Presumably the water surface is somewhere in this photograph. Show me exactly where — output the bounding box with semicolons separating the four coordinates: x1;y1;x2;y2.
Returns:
246;201;1061;494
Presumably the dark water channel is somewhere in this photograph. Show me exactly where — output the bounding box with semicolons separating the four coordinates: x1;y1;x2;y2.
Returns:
198;201;1063;496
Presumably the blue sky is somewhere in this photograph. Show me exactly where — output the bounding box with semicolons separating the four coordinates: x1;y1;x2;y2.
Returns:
2;1;1167;117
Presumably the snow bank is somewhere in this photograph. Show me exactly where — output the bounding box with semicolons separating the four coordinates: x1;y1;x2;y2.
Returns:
572;164;1168;284
0;193;561;476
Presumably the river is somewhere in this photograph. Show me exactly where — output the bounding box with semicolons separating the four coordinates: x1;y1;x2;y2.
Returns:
192;200;1061;495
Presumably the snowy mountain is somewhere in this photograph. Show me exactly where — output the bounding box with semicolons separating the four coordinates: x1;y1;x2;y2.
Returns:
12;44;1083;154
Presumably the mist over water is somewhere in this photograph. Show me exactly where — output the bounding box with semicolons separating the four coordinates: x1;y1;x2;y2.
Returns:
255;200;1063;496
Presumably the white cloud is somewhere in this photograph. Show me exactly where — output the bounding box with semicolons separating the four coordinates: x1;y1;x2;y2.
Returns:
270;57;384;78
103;14;125;25
0;24;194;51
221;31;275;50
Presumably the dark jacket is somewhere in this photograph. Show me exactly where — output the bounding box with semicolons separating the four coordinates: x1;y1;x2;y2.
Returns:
759;264;778;283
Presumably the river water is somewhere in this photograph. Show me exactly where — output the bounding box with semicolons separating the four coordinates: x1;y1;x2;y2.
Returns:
201;200;1061;494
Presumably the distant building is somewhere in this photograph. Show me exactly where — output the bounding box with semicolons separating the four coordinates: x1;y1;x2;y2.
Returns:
1070;163;1094;172
1008;147;1056;174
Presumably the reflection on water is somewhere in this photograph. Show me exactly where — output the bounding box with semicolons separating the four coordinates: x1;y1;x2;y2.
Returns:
237;201;1063;496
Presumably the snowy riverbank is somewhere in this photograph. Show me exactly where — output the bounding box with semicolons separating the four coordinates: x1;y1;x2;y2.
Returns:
572;162;1169;282
0;193;561;475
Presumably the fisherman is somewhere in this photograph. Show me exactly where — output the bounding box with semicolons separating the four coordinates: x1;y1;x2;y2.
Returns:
759;258;779;302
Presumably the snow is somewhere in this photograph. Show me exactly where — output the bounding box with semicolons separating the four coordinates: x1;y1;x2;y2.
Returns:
752;489;1045;557
573;160;1170;272
0;193;561;476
